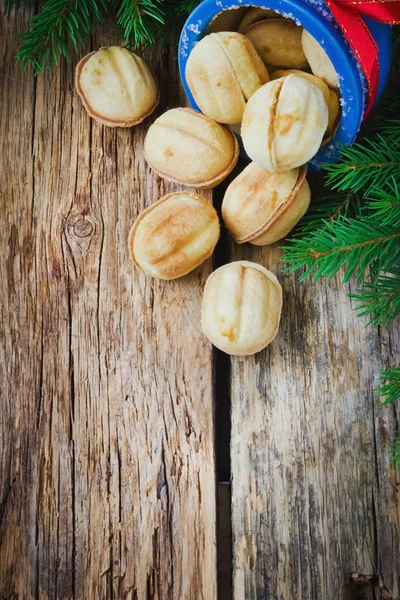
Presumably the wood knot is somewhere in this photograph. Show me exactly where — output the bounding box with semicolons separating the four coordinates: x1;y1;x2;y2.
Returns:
73;218;93;238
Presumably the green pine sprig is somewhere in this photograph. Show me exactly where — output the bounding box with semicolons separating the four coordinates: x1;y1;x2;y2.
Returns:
378;367;400;407
290;190;363;236
15;0;110;74
350;268;400;327
5;0;201;72
117;0;200;48
323;135;400;193
284;216;400;283
389;432;400;469
364;178;400;226
117;0;165;49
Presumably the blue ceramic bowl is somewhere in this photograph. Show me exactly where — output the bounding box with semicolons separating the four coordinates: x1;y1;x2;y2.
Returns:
178;0;392;171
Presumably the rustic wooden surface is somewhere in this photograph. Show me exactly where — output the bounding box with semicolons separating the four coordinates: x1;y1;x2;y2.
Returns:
1;6;400;600
0;9;216;600
229;174;400;599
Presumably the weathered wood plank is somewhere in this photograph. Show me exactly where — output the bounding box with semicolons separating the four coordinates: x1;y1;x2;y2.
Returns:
0;11;217;599
230;180;400;600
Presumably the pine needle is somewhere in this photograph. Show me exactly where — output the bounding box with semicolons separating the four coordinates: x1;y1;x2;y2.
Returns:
283;216;400;283
350;268;400;327
290;190;363;236
323;136;400;193
389;432;400;469
364;178;400;227
16;0;110;74
378;367;400;407
117;0;201;49
117;0;165;49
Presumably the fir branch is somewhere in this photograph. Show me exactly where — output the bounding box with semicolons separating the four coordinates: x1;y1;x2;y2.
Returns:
323;135;400;193
364;178;400;227
290;190;362;236
117;0;165;49
378;367;400;407
380;119;400;142
16;0;109;74
389;432;400;469
174;0;200;15
117;0;200;49
350;268;400;327
283;216;400;283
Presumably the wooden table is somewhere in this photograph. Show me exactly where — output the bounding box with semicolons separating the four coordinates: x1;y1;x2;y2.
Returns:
1;8;399;600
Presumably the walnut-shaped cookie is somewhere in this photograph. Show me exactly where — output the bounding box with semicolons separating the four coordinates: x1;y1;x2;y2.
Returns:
186;32;269;124
241;74;328;172
76;46;158;127
144;108;239;188
244;18;308;69
270;69;340;140
301;30;339;89
238;7;281;33
222;163;310;245
202;261;282;355
129;192;220;280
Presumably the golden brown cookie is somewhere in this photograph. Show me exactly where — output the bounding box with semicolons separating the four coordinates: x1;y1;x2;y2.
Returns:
75;46;158;127
301;30;339;89
244;18;308;69
186;32;269;124
201;261;282;355
144;108;239;188
128;192;220;280
270;69;340;139
222;163;310;245
241;74;328;172
237;7;281;33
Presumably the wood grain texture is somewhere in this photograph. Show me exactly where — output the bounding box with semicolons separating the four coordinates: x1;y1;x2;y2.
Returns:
0;11;216;600
229;175;400;599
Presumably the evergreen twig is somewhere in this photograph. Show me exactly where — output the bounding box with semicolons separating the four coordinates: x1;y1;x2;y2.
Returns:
7;0;201;71
389;432;400;469
364;178;400;227
117;0;200;48
16;0;110;74
284;217;400;283
323;136;400;193
290;190;362;236
378;367;400;407
350;268;400;326
117;0;165;49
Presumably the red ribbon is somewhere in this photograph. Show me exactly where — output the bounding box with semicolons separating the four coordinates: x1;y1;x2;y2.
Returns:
324;0;400;117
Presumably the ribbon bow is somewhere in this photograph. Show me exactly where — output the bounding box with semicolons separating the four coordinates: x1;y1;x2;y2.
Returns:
324;0;400;117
